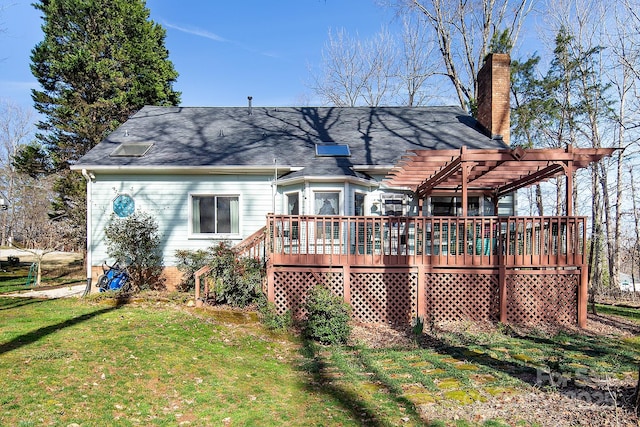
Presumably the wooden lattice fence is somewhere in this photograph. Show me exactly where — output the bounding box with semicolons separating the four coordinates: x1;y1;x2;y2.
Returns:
269;266;581;327
505;270;579;325
349;269;418;324
424;271;500;323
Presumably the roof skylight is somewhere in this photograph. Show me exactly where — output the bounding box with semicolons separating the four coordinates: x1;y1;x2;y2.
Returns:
315;143;351;157
110;142;153;157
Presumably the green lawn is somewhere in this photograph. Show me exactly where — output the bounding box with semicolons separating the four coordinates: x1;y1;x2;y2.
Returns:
1;295;639;426
0;297;427;426
596;303;640;323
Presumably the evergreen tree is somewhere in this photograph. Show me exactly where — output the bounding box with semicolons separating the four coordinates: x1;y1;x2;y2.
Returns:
25;0;180;246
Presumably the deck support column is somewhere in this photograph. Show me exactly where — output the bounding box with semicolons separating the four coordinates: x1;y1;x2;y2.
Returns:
417;264;426;320
565;145;574;216
578;264;588;328
343;265;351;305
499;265;507;323
267;265;275;303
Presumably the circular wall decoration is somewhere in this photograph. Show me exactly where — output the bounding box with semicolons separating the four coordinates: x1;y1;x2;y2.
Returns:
113;194;135;217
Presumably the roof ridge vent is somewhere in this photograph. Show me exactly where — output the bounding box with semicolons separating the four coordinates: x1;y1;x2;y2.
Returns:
247;96;253;115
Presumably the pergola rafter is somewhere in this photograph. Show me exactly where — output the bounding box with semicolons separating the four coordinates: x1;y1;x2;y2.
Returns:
384;145;616;216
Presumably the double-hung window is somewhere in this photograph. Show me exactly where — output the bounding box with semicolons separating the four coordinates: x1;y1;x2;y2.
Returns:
191;194;239;235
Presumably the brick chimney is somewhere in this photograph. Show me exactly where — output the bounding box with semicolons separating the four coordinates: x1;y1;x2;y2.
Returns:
476;53;510;145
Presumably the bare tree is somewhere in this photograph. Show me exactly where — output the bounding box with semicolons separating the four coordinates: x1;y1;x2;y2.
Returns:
398;0;534;110
396;14;441;106
9;174;71;286
0;100;33;246
309;21;442;107
361;28;399;106
629;166;640;293
310;27;397;107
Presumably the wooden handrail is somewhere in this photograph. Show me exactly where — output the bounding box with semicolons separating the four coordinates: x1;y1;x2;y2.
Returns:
194;265;211;305
233;226;266;261
266;214;587;268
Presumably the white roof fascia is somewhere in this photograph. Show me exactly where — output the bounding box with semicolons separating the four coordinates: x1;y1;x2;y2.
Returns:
70;165;300;174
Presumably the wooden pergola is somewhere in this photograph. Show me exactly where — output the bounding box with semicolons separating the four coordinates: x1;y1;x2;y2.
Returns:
257;144;617;329
384;145;616;215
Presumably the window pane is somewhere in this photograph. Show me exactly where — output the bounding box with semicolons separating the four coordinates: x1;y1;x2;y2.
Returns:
287;193;299;215
194;196;216;233
315;192;338;215
467;197;480;216
216;197;233;233
354;193;365;216
432;196;458;216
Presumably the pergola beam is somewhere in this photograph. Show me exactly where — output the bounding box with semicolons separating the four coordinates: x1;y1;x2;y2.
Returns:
495;164;564;197
385;146;616;203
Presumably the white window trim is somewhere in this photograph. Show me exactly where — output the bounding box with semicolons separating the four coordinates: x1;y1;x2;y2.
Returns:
188;192;242;239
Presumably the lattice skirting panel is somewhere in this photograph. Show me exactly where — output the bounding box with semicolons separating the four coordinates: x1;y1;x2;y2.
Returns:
272;268;343;319
350;269;418;324
506;271;578;325
424;271;500;323
270;266;581;327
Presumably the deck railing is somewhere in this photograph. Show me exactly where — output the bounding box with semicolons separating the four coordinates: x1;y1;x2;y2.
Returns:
233;226;267;261
266;215;586;268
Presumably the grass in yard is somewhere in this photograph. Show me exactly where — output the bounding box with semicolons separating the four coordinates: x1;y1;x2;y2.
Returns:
596;303;640;324
1;292;639;426
0;269;30;294
0;297;427;426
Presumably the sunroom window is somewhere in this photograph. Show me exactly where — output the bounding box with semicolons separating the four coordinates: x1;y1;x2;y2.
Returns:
191;195;239;235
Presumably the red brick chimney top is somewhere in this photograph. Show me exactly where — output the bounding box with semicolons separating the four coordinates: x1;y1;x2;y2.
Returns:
476;53;510;146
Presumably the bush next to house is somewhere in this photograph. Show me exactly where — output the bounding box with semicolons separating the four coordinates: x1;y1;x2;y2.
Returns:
304;284;352;345
209;242;264;307
104;211;165;291
175;248;215;291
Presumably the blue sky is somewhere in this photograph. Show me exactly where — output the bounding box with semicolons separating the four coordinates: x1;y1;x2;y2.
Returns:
0;0;398;114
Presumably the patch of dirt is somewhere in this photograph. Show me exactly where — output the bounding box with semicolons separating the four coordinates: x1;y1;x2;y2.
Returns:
349;314;640;427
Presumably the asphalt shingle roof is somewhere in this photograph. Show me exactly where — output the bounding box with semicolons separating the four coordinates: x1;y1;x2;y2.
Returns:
74;105;509;175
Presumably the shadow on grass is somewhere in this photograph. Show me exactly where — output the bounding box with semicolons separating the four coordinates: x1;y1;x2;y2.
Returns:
417;324;640;413
300;339;385;426
0;298;128;356
0;298;48;311
299;338;423;426
590;313;640;334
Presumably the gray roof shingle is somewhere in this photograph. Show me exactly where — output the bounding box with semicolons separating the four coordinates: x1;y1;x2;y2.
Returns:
73;105;509;175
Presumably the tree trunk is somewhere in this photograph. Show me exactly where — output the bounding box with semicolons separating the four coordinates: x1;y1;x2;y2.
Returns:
635;364;640;415
535;184;544;216
631;167;640;294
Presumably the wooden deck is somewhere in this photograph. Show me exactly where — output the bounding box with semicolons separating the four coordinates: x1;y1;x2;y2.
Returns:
258;215;588;328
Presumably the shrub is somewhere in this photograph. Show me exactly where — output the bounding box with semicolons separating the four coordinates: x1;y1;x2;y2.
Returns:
175;248;215;291
304;284;351;344
104;211;165;291
209;242;263;307
258;298;293;331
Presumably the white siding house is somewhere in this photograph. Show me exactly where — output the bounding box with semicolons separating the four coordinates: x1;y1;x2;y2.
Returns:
73;104;511;289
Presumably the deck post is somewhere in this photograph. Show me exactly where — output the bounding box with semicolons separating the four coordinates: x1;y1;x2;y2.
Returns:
578;265;588;328
417;264;426;320
343;264;351;305
499;265;507;323
267;266;275;303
